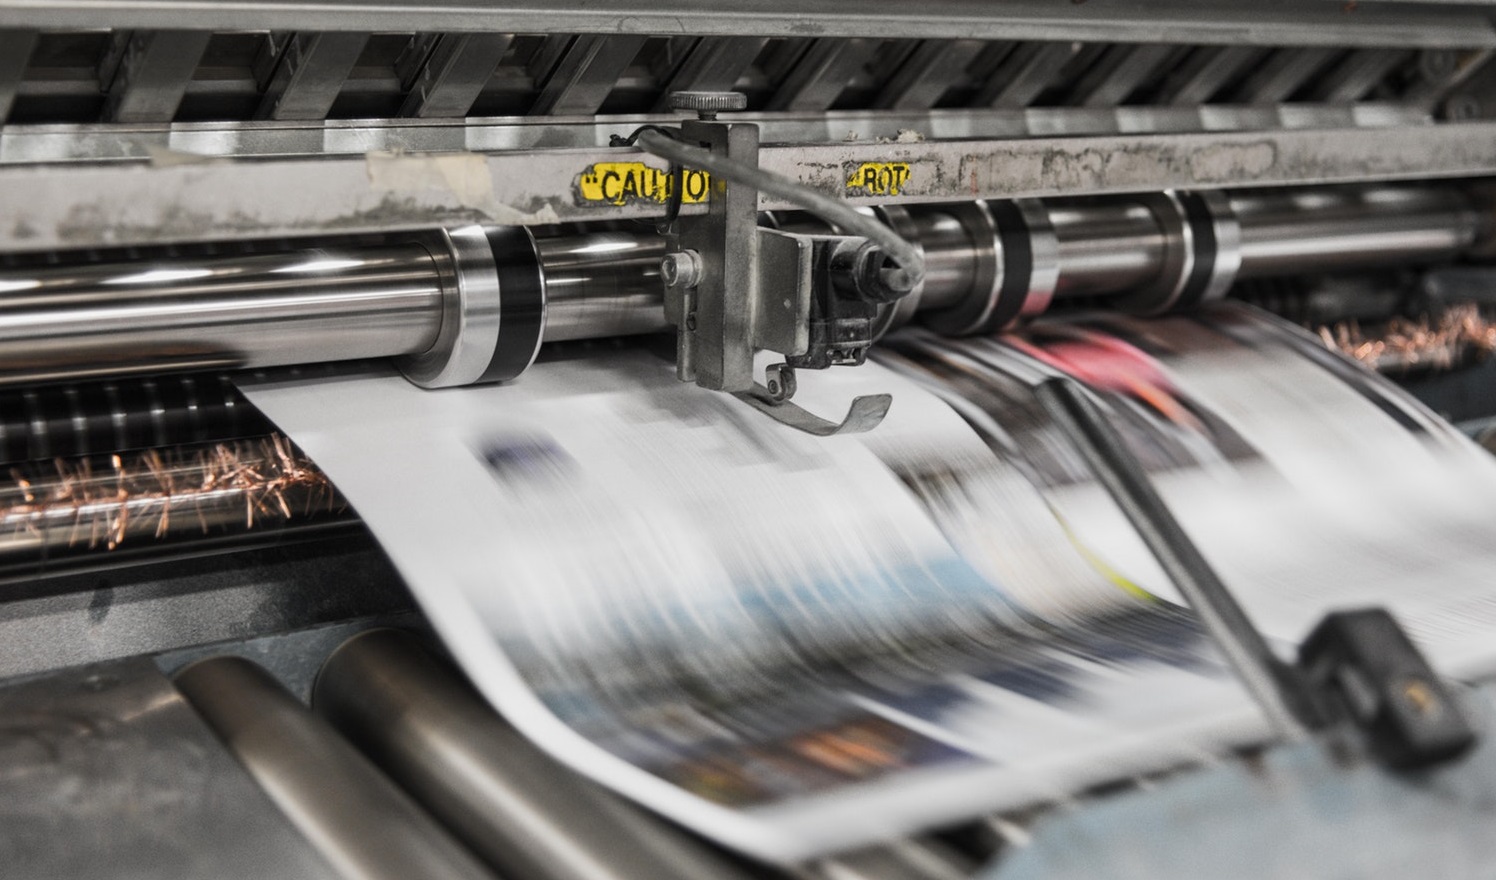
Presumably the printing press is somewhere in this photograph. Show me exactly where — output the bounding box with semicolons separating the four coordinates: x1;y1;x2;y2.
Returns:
6;2;1496;878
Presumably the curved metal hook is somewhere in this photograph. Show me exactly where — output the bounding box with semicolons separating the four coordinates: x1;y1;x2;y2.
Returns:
733;387;891;436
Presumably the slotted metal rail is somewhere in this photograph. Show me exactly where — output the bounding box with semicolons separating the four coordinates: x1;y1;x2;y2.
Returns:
0;29;1489;128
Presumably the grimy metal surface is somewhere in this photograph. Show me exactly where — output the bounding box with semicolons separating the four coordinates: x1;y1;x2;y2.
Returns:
0;0;1492;47
3;122;1496;252
0;657;343;880
0;105;1434;167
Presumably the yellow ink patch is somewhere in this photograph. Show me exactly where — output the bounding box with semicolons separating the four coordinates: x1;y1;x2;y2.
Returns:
576;162;711;207
845;162;912;197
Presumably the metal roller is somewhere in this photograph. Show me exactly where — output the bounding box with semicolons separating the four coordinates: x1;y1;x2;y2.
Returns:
1231;185;1482;276
0;433;343;572
0;183;1483;386
174;655;497;880
314;628;760;880
0;371;267;463
0;242;449;386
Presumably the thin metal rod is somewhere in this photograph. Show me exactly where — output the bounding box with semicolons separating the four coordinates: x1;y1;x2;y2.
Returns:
1033;377;1318;739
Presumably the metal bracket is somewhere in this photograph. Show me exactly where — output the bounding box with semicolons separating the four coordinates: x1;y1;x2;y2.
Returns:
653;93;901;436
734;362;891;436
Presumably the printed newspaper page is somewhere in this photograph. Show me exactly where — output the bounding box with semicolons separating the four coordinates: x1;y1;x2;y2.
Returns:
241;305;1496;860
241;345;1257;861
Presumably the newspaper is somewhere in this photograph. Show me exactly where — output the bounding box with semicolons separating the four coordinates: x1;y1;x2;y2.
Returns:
239;305;1496;862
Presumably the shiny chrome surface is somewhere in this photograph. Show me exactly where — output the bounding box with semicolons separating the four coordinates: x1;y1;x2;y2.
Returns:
908;209;984;312
537;231;670;342
1049;200;1169;299
0;244;445;384
315;629;758;880
398;225;503;389
175;655;495;880
1232;186;1481;277
0;183;1483;388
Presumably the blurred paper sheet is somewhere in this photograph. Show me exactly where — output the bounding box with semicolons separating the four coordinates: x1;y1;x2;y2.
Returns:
240;347;1257;862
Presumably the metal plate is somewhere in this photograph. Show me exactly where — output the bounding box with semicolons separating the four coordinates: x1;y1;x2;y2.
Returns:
0;0;1491;48
4;122;1496;252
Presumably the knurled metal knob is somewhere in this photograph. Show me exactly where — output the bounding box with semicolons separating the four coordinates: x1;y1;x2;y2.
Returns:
667;91;748;119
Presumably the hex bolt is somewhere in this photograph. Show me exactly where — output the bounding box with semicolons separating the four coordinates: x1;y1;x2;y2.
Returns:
661;250;704;289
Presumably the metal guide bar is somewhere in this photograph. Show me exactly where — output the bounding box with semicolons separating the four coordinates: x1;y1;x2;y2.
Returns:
0;103;1433;166
399;33;512;118
1158;46;1263;107
0;0;1493;47
529;34;648;116
653;36;768;110
875;38;987;111
766;37;879;112
976;42;1082;108
255;31;368;120
2;121;1495;252
0;28;35;123
1233;47;1342;104
102;29;211;122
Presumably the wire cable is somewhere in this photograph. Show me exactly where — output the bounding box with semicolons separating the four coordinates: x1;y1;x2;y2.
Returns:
633;129;926;297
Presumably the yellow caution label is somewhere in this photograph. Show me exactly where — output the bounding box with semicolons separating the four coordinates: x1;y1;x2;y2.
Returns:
575;162;711;207
845;162;912;197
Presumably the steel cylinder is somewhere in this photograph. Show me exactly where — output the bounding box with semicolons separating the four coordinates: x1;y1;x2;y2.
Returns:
0;183;1483;390
537;232;671;341
314;629;757;880
1049;199;1171;299
0;245;446;385
175;655;495;880
907;210;986;312
1231;186;1480;278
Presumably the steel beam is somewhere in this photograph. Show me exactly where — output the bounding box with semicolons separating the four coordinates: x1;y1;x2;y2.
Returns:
2;122;1495;251
0;0;1491;48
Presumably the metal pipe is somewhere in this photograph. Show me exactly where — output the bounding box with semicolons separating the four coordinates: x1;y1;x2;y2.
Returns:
175;655;496;880
1232;186;1479;277
314;629;759;880
0;244;446;385
1048;200;1169;298
536;232;671;341
0;183;1482;389
908;210;984;312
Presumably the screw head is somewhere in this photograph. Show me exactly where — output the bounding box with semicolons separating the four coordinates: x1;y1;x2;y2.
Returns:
667;91;748;120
